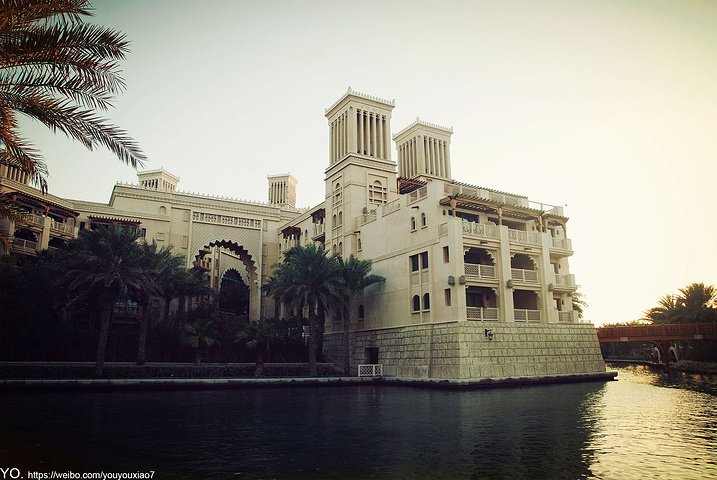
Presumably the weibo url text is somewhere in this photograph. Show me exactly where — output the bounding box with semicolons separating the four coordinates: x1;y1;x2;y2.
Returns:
1;469;155;480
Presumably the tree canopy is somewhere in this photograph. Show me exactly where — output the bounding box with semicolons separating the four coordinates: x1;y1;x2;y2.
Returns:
642;283;717;324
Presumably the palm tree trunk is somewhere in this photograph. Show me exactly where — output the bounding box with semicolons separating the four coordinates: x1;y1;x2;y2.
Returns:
137;296;150;365
194;348;201;366
95;302;113;377
342;306;350;375
317;304;325;362
255;350;265;377
308;305;318;377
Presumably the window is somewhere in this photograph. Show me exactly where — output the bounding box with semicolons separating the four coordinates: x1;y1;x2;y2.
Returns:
420;251;429;269
445;289;451;306
423;293;430;310
412;295;421;312
338;211;343;226
410;254;420;272
369;180;387;205
421;213;426;227
410;217;416;231
140;228;147;238
443;246;449;263
357;236;362;251
358;305;365;319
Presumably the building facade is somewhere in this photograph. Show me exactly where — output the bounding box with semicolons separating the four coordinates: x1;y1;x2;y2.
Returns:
0;88;606;380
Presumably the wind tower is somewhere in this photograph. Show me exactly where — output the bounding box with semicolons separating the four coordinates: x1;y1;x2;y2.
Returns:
393;117;453;183
137;168;179;192
267;173;297;207
324;87;397;257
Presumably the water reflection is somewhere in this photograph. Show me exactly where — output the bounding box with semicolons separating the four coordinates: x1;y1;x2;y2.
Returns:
0;367;716;479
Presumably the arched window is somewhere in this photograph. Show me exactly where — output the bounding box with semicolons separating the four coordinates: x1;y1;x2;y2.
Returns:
410;217;416;231
369;180;387;205
338;242;343;255
412;295;421;312
357;237;362;251
332;214;336;228
423;293;430;310
421;213;426;227
338;211;343;226
159;206;166;215
334;182;342;205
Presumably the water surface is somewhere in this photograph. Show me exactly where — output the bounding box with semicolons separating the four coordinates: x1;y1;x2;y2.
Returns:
1;365;715;479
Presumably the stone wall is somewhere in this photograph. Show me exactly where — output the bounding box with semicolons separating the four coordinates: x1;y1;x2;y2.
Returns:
324;322;606;379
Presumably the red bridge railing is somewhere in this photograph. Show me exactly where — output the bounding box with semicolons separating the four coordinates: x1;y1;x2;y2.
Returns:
596;323;717;343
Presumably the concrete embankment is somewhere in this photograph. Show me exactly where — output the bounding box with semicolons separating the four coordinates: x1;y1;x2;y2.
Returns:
0;361;617;392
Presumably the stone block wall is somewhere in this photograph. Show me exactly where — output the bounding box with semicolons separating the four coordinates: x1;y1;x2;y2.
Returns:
324;322;606;380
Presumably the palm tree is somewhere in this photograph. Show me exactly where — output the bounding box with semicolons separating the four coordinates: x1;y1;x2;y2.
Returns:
338;254;384;375
237;318;278;377
60;226;158;376
182;312;218;366
0;0;145;246
0;0;145;191
134;240;185;365
643;294;683;324
678;283;717;324
571;289;588;321
265;243;343;377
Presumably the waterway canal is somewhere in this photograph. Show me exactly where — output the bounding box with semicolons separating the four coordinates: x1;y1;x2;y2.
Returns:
1;364;715;479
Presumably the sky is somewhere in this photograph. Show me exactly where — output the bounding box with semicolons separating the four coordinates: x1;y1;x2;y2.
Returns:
20;0;717;326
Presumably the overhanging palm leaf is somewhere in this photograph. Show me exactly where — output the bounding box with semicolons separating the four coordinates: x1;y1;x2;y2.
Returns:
0;0;145;192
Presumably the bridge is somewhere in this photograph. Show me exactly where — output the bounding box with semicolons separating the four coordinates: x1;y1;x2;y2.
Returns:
596;323;717;370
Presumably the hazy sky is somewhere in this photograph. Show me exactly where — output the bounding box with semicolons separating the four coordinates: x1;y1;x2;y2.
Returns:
21;0;717;326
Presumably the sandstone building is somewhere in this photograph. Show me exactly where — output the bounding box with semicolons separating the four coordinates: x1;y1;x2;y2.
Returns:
0;88;607;380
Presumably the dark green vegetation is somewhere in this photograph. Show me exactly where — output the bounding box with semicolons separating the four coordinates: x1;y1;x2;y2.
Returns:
264;243;384;377
0;231;383;378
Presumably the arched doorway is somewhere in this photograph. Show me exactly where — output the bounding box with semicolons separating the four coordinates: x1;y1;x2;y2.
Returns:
193;239;260;321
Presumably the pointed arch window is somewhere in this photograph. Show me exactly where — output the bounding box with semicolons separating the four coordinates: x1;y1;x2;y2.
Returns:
412;295;421;312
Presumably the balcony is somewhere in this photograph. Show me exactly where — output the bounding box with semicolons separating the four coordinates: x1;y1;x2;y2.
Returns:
511;268;538;283
24;214;44;228
553;273;576;290
50;220;74;237
461;221;498;240
558;311;578;323
12;237;37;255
507;228;540;245
467;307;499;321
514;309;541;323
464;263;497;280
311;223;325;241
550;237;573;254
